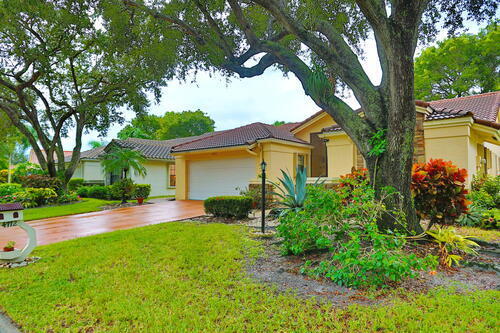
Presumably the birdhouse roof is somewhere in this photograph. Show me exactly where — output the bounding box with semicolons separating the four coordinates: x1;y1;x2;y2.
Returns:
0;203;24;211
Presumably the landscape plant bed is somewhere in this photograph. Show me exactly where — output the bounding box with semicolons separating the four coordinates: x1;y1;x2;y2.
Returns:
99;201;153;211
247;235;500;306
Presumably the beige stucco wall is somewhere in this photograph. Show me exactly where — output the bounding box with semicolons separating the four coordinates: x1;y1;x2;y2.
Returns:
173;141;312;200
130;160;175;197
322;132;356;178
81;160;106;183
293;112;336;142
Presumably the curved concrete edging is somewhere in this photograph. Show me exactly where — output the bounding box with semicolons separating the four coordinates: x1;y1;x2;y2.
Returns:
0;312;21;333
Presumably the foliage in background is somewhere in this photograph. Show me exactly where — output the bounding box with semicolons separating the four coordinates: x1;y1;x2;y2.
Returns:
56;192;79;204
204;196;253;219
415;23;500;100
479;208;500;230
133;184;151;199
5;188;58;208
237;186;273;210
0;0;168;185
10;163;45;183
101;146;147;179
118;110;215;140
0;183;23;197
426;226;479;267
411;159;469;228
20;175;63;194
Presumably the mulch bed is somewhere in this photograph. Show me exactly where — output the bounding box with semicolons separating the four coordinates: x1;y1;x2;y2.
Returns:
99;201;152;211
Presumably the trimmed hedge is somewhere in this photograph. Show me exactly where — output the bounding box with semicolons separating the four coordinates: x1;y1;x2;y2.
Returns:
87;185;109;199
204;196;253;219
20;174;63;193
133;184;151;199
68;178;84;191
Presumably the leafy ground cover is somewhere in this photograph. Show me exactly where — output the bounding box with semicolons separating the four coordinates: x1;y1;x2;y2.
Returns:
23;198;119;221
0;223;498;332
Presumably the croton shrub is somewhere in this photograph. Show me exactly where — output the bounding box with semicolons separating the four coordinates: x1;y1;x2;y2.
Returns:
411;159;469;225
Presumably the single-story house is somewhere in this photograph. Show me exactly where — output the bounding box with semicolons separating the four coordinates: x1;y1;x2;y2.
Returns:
73;91;499;200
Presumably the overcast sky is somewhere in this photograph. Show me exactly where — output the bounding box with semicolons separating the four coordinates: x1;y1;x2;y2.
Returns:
67;22;485;151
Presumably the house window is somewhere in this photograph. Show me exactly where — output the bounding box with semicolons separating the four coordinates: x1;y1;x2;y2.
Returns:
0;213;3;220
169;164;176;187
13;212;18;218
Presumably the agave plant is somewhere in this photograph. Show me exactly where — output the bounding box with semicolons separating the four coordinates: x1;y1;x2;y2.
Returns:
426;226;479;267
269;167;310;216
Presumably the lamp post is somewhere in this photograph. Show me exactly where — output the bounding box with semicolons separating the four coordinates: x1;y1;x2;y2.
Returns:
260;160;267;234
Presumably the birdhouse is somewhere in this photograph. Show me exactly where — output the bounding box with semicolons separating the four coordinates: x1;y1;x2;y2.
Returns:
0;203;24;225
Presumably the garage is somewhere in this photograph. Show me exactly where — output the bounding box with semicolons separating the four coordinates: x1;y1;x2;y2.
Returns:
188;157;256;200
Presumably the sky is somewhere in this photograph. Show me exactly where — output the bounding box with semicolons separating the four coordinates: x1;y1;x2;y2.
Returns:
66;22;485;151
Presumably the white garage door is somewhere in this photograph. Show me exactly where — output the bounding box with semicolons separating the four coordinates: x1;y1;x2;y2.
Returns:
188;157;256;200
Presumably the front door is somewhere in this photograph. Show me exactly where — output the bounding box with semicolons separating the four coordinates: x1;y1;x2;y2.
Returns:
310;133;327;177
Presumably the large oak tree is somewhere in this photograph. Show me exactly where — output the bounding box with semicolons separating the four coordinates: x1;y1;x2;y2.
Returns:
115;0;496;233
0;0;171;187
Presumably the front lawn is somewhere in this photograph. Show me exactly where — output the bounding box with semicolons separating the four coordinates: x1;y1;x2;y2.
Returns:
0;223;498;332
23;198;119;221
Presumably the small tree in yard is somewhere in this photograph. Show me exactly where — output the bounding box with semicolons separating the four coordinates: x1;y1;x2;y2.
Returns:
101;147;147;180
0;0;169;188
114;0;496;233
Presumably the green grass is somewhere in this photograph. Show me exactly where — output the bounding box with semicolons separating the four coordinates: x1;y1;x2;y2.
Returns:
455;226;500;242
0;223;498;332
24;198;119;221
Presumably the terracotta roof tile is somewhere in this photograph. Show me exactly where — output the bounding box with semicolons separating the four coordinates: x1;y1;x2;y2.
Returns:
171;122;309;153
428;91;499;122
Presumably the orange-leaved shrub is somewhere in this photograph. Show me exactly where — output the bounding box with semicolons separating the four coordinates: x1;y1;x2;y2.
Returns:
411;159;469;225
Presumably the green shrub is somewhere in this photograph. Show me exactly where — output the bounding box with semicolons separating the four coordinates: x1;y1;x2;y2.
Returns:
238;186;273;209
467;190;495;209
87;185;110;199
411;159;469;226
76;186;89;198
57;192;80;204
457;205;485;227
11;162;45;183
204;196;253;218
68;178;84;191
277;186;345;255
302;223;438;289
0;169;12;183
480;208;500;230
20;174;63;193
133;184;151;199
110;179;135;203
13;188;57;208
0;183;23;196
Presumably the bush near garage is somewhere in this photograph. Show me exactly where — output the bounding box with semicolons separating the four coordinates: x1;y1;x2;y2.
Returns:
76;186;89;198
86;185;110;200
133;184;151;199
68;178;84;191
110;179;135;203
204;196;253;219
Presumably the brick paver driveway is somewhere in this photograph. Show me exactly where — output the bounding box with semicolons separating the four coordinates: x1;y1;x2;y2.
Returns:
0;200;204;246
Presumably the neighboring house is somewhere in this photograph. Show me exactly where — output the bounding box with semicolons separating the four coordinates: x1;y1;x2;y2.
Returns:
28;149;73;165
72;91;499;200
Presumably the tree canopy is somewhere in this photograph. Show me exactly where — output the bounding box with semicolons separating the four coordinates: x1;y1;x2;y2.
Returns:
117;110;215;140
113;0;496;232
415;22;500;100
0;0;170;185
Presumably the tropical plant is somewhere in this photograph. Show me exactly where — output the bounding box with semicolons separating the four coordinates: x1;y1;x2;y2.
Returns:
0;183;22;197
467;190;495;209
270;168;310;216
480;208;500;230
426;226;479;267
20;175;63;194
101;147;147;179
412;159;469;228
457;205;485;227
13;188;58;208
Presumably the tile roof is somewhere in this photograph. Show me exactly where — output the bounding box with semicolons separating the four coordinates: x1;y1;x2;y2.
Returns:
428;91;499;123
322;92;500;133
277;122;301;132
171;122;310;153
0;203;24;211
